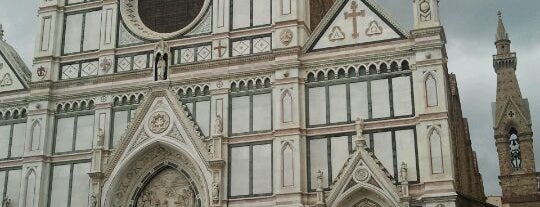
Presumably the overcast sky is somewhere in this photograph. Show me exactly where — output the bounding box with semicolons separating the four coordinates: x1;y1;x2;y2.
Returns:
1;0;539;196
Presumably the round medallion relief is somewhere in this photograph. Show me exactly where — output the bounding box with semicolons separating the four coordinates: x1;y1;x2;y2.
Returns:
120;0;210;40
148;111;170;134
353;167;370;183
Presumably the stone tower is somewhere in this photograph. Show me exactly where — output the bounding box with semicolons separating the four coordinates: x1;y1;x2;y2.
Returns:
492;11;540;206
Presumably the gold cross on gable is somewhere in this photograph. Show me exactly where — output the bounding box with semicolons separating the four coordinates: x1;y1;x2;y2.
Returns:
344;1;365;39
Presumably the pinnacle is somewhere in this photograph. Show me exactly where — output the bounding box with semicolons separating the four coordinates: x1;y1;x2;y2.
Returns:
0;24;4;41
496;11;509;41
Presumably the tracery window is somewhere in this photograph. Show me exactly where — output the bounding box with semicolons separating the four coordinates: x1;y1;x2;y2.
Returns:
307;128;419;191
229;142;272;198
54;102;95;154
48;162;91;207
306;64;413;127
179;86;211;137
62;9;102;55
509;128;522;169
0;168;22;207
0;110;27;160
229;78;272;136
111;95;144;148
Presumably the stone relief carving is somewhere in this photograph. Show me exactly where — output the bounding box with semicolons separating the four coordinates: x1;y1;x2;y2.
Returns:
353;167;370;183
2;197;10;207
354;199;380;207
400;162;408;183
36;66;47;80
214;114;223;135
149;111;170;134
136;169;195;207
365;21;383;36
0;73;12;87
212;182;220;201
100;58;112;73
96;128;105;147
280;29;293;46
113;146;204;207
90;193;98;207
329;26;346;42
167;126;185;143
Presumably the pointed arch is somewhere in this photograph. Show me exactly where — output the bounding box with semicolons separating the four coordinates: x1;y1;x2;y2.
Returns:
428;127;444;174
24;169;37;207
30;120;41;151
425;72;438;107
281;141;295;187
281;89;293;123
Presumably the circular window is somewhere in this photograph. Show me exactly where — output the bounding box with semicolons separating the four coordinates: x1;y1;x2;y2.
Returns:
120;0;209;40
138;0;205;33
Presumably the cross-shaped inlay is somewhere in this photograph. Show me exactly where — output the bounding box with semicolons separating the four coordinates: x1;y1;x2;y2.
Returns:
214;41;227;58
508;110;515;118
344;1;365;39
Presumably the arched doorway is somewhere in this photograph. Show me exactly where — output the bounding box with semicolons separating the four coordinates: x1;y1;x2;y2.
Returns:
103;143;210;207
332;185;399;207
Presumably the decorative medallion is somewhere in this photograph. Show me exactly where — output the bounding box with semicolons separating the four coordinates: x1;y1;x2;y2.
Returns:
353;167;370;183
216;81;223;89
418;0;432;22
280;29;293;46
100;58;112;73
328;26;345;42
149;111;170;134
365;21;383;36
36;66;47;79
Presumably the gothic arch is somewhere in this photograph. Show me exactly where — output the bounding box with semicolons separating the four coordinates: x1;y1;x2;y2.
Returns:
331;183;399;207
281;141;294;187
424;72;438;107
281;89;293;123
23;168;37;207
102;139;211;207
30;120;41;151
428;127;444;174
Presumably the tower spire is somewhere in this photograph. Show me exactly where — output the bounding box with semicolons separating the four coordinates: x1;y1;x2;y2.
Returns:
496;11;509;42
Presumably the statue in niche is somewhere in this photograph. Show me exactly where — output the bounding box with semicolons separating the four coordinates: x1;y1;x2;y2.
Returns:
97;128;105;147
214;114;223;135
316;170;324;190
509;132;522;169
154;40;170;81
400;162;408;183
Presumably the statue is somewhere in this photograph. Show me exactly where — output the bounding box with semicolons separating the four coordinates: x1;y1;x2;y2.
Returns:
355;118;367;148
2;197;10;207
154;40;170;81
316;170;324;191
212;182;220;201
156;55;166;80
509;134;522;169
400;162;408;183
90;193;98;207
208;142;215;158
214;114;223;135
96;128;105;147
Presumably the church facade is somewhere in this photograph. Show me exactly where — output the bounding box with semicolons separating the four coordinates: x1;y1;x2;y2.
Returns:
0;0;488;207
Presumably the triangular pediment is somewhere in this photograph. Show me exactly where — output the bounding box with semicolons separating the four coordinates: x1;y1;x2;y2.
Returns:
104;88;211;179
494;97;531;131
305;0;408;52
0;41;30;92
326;141;401;207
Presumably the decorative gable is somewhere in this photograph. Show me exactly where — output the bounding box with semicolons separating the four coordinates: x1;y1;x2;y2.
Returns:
0;52;26;92
104;88;212;179
305;0;407;52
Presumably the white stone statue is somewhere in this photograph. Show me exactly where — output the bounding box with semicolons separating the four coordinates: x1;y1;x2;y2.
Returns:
316;170;324;191
355;118;367;148
400;162;408;183
214;114;223;135
90;193;98;207
156;55;166;80
96;128;104;147
212;182;220;201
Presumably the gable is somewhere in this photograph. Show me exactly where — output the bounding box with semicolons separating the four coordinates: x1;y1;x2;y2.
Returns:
306;0;407;52
0;53;26;92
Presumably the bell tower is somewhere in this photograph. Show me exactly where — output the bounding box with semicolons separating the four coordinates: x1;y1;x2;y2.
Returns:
492;11;540;206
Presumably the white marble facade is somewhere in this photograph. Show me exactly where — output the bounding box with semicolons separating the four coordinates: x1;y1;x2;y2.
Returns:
0;0;465;206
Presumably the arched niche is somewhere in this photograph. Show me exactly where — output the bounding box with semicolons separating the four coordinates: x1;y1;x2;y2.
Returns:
30;120;41;151
331;184;398;207
24;169;37;207
428;127;444;174
281;141;294;187
281;89;293;123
